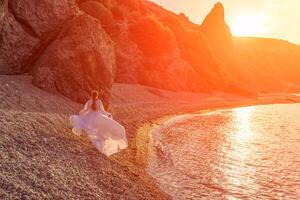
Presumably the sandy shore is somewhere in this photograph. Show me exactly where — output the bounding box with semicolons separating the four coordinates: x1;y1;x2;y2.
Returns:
1;74;300;199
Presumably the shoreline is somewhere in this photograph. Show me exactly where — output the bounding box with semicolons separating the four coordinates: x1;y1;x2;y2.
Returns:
131;97;300;169
143;101;300;200
109;83;300;198
1;75;300;199
132;99;300;199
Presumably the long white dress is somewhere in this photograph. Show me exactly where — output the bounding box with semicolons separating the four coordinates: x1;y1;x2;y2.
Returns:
70;99;128;156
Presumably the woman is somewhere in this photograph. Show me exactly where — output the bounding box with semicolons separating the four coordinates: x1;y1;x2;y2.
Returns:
70;90;128;156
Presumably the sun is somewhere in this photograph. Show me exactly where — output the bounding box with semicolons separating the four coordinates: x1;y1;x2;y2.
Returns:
229;14;266;36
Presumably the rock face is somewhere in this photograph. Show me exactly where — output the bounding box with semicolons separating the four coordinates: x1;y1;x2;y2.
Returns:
0;0;6;32
32;14;115;107
1;0;262;106
79;1;119;38
115;1;229;92
0;0;39;74
8;0;76;38
77;0;232;92
200;2;244;93
0;0;115;107
0;0;76;74
201;2;233;62
128;14;195;91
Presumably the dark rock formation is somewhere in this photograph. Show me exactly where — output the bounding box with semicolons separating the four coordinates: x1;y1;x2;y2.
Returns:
0;0;76;74
32;14;115;108
79;1;119;38
0;0;115;107
2;0;275;106
0;0;39;74
8;0;76;38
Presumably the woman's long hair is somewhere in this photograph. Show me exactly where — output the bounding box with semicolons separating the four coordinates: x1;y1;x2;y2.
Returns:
91;90;99;111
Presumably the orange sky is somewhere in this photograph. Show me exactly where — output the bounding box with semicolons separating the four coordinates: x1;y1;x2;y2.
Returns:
151;0;300;45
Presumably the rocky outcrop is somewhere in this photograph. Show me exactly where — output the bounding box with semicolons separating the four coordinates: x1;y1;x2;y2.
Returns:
128;14;194;90
0;0;115;107
8;0;76;38
200;2;245;92
201;2;233;61
77;0;233;93
32;14;115;108
145;3;229;92
1;0;261;106
139;51;196;91
0;0;76;74
0;0;39;74
78;0;143;84
200;2;300;93
79;1;119;38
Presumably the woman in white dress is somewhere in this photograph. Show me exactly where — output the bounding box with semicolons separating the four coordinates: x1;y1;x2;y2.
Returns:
70;90;128;156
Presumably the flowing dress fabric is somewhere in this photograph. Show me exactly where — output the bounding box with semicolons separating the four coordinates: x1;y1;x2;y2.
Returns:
70;99;128;156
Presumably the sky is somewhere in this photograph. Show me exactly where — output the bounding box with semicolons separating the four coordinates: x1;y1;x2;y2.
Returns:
150;0;300;45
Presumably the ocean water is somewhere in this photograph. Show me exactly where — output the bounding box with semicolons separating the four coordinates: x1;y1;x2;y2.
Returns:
148;104;300;199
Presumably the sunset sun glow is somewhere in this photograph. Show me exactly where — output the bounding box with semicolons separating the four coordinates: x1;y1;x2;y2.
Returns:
151;0;300;45
229;14;266;36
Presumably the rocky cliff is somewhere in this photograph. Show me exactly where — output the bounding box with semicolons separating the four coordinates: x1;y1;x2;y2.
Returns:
201;2;300;93
0;0;115;107
1;0;247;108
201;2;233;62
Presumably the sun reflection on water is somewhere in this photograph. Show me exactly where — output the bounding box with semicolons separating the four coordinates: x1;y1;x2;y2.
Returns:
223;106;259;199
234;107;254;143
148;104;300;199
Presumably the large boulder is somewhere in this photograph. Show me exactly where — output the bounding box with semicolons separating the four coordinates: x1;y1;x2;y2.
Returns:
0;0;39;74
0;0;115;107
0;0;76;74
32;14;116;108
8;0;76;38
79;1;120;38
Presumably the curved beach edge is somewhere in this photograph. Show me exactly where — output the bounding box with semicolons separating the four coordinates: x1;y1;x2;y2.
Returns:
132;93;300;170
1;74;300;199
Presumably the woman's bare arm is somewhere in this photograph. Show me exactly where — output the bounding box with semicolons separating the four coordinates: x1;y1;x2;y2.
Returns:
97;100;112;117
79;100;91;115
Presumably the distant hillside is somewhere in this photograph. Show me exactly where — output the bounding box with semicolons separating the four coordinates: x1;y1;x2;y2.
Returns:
233;37;300;92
